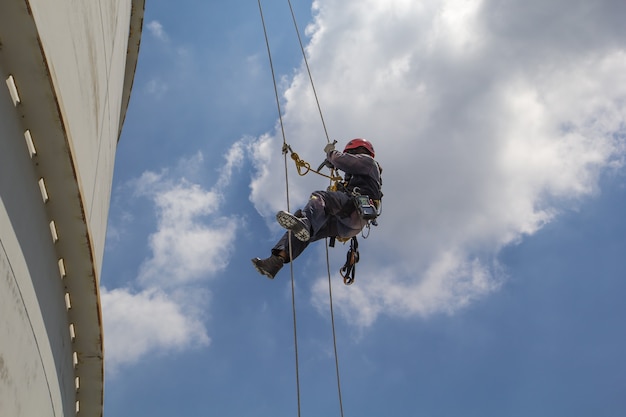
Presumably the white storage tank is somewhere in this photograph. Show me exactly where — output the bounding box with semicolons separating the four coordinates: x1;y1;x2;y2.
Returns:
0;0;144;415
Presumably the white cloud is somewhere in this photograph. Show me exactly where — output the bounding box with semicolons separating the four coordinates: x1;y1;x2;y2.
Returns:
312;251;504;328
147;20;169;42
127;151;240;289
248;133;289;214
216;140;245;189
101;287;209;374
248;0;626;325
103;145;244;373
137;181;236;287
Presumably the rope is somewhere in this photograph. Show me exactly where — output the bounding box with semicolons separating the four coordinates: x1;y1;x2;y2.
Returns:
324;244;346;417
286;0;331;144
259;2;346;417
257;1;301;416
283;143;343;182
287;2;346;416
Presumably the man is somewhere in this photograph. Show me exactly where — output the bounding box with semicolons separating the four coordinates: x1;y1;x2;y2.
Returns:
252;138;383;279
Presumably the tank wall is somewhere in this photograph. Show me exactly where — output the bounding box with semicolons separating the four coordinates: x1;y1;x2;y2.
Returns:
0;0;143;415
0;79;71;417
28;0;133;273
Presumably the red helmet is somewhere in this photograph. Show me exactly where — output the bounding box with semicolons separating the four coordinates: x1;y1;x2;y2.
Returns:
344;138;375;157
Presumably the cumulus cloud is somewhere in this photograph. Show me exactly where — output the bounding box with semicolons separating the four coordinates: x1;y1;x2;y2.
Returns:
103;144;245;373
147;20;169;42
216;140;246;189
101;287;210;373
248;0;626;325
133;171;236;287
312;251;505;328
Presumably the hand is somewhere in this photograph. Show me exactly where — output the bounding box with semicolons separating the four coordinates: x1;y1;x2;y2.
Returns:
316;157;335;171
324;159;335;169
324;140;337;153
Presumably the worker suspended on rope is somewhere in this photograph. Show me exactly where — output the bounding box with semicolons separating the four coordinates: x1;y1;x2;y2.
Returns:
252;138;383;279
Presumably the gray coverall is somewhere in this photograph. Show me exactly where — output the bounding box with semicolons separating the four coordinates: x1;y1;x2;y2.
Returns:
272;149;382;262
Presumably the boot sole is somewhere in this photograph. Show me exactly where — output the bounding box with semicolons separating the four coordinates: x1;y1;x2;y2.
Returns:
276;211;310;242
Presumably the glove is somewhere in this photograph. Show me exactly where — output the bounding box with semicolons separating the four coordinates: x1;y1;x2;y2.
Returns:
323;141;336;154
317;159;335;171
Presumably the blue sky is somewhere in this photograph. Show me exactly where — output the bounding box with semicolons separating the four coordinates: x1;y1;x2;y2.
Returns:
101;0;626;416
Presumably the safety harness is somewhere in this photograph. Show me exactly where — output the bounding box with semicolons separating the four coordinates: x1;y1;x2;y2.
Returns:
284;144;382;285
328;189;381;285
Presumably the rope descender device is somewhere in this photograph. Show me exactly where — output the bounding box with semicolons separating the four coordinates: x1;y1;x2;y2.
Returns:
282;143;343;183
339;236;359;285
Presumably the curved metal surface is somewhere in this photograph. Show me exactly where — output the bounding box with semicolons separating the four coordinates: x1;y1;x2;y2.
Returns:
0;0;144;415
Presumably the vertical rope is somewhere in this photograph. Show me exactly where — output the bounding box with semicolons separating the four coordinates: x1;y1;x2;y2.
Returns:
324;245;346;417
287;2;345;416
259;2;347;416
286;0;331;144
257;1;301;416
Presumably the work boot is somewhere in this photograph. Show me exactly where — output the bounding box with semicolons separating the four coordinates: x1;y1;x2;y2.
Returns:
251;255;284;279
276;210;311;242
